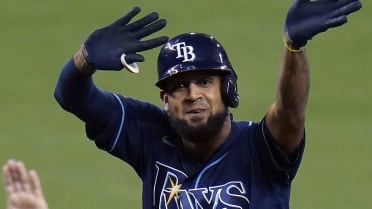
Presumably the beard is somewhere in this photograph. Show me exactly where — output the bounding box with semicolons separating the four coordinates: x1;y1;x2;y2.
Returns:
169;107;229;141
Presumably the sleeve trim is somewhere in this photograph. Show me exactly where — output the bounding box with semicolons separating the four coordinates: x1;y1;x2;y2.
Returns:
108;94;125;152
260;119;305;180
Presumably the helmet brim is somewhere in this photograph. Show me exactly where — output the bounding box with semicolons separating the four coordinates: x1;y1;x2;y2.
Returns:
155;67;231;90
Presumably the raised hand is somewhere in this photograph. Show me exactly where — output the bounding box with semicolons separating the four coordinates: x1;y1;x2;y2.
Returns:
285;0;362;49
3;160;49;209
83;7;169;70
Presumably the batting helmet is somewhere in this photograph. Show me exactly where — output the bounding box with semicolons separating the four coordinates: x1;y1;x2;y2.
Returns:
155;32;239;108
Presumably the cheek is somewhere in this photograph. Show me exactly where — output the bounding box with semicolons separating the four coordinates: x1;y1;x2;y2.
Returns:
171;105;182;115
208;90;225;108
166;100;182;115
212;100;226;114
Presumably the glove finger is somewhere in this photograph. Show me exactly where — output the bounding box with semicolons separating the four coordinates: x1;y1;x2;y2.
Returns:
331;0;362;17
125;54;144;64
112;7;141;26
322;0;338;3
126;12;160;31
135;36;169;52
324;15;347;29
293;0;309;5
134;19;167;39
336;0;361;7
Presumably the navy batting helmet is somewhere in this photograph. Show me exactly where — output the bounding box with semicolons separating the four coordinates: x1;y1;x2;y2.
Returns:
155;32;239;108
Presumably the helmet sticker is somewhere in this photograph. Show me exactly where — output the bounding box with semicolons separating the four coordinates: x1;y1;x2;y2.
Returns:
169;42;196;62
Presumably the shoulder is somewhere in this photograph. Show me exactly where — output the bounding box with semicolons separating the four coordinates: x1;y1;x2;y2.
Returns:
113;94;165;117
232;120;260;136
227;120;262;151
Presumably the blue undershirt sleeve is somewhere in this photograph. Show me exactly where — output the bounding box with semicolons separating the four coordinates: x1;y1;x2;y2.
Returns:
54;58;115;134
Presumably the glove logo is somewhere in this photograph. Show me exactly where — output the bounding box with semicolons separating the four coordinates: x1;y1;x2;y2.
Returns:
169;42;195;62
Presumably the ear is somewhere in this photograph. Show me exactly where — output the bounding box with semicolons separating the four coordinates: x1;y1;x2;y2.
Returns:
160;90;169;111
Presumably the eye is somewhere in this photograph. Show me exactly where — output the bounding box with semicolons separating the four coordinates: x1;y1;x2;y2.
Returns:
168;80;188;92
175;82;186;90
196;76;215;87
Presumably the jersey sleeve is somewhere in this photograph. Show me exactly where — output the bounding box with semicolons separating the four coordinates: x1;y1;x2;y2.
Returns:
85;93;122;148
86;94;171;176
257;118;305;183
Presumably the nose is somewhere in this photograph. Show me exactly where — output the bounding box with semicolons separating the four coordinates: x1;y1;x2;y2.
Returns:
186;82;202;101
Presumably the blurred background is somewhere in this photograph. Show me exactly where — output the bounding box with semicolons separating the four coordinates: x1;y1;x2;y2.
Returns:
1;0;371;209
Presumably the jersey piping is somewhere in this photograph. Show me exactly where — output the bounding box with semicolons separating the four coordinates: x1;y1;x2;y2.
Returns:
109;93;125;152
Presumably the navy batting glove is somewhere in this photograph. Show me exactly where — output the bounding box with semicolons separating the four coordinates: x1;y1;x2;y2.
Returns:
83;7;169;70
285;0;362;49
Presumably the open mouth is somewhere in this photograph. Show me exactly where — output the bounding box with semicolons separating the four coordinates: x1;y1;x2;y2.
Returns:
186;108;207;115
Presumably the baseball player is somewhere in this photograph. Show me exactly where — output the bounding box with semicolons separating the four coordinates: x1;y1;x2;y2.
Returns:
54;0;362;208
3;160;49;209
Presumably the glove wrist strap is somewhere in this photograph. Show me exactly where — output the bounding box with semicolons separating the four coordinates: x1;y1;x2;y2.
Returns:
283;38;304;53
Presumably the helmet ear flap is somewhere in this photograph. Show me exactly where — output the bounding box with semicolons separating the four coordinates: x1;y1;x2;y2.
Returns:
221;70;239;108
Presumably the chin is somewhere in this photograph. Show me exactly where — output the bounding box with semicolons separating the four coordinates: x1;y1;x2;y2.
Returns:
170;108;229;139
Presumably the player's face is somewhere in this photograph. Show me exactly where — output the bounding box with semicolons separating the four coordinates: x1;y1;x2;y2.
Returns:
161;71;228;138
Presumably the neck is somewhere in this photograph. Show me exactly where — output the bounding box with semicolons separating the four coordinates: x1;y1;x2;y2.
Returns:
181;115;231;164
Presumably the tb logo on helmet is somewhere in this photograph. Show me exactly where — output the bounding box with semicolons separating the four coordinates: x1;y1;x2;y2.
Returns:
169;42;196;62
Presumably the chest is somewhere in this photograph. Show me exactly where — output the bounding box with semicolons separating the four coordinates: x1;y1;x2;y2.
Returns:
149;148;252;209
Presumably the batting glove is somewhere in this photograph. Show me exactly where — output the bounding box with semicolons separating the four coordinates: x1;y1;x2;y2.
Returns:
285;0;362;49
83;7;169;71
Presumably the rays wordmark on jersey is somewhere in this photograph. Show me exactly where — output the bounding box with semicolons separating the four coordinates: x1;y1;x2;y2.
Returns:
154;162;250;209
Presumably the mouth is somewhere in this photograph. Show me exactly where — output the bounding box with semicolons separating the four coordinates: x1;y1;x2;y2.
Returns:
186;108;207;116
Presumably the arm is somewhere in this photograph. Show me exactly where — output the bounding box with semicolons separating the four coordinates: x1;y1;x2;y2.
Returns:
266;0;362;154
3;160;49;209
54;7;168;130
266;44;309;154
54;50;113;130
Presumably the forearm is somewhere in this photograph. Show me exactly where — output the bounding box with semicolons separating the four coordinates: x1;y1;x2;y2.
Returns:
54;55;96;110
266;42;309;154
277;43;309;117
54;50;112;128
